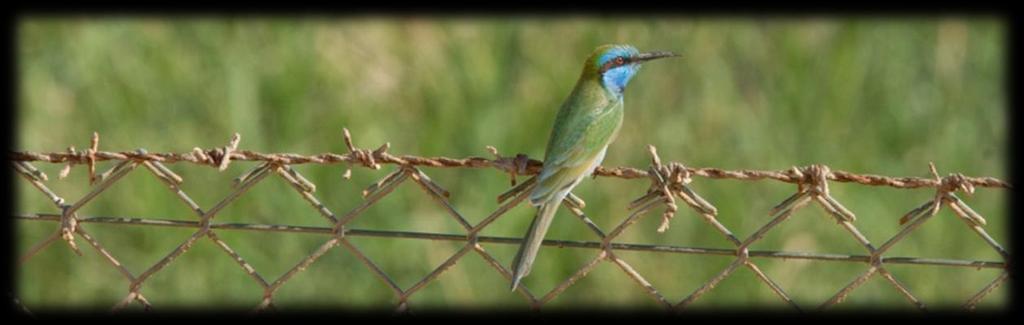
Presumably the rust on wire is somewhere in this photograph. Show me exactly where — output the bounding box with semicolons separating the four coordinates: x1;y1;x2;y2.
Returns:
10;132;1008;190
10;129;1009;313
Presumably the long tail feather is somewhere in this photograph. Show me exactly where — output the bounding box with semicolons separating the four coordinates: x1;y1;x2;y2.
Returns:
510;200;561;291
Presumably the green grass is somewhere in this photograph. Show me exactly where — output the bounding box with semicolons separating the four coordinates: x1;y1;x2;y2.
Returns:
16;16;1007;311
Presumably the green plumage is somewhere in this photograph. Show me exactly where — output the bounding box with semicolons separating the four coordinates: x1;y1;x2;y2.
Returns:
510;44;677;291
530;73;623;205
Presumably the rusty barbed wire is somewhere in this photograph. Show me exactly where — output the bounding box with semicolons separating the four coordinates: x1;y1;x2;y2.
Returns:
11;129;1010;313
10;130;1010;189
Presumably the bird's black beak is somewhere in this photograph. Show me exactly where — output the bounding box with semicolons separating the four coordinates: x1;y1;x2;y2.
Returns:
634;51;680;63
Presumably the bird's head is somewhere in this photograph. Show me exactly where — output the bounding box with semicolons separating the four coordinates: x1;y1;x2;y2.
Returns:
585;44;679;95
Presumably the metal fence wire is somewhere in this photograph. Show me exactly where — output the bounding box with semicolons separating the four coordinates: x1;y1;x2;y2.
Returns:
11;130;1010;313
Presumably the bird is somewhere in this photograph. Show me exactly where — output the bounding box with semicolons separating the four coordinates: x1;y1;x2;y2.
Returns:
510;44;679;291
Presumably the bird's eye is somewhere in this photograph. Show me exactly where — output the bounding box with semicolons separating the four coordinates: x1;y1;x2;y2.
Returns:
615;56;625;65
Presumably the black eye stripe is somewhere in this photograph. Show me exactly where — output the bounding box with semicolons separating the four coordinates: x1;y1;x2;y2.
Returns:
600;56;630;73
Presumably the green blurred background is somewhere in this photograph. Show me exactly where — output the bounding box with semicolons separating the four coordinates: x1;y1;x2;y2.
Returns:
16;16;1007;311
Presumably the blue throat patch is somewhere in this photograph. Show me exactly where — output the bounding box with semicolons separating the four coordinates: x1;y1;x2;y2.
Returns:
596;45;641;96
602;64;640;96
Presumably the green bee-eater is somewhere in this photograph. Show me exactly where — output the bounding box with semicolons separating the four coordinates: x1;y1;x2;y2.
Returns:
510;44;679;290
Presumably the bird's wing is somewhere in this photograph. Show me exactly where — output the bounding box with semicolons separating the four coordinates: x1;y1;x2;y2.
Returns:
530;97;622;205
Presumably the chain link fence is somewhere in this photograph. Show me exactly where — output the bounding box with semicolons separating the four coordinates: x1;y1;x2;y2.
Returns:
11;130;1009;313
